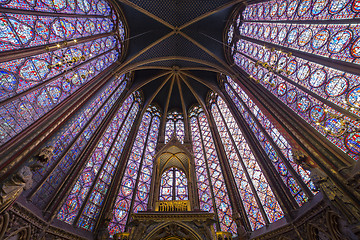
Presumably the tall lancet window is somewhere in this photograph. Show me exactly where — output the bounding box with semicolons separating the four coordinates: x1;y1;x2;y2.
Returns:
159;167;188;201
57;91;141;230
165;110;185;143
190;105;236;235
29;74;128;209
109;105;161;236
0;0;125;147
228;0;360;161
210;93;284;230
223;75;318;206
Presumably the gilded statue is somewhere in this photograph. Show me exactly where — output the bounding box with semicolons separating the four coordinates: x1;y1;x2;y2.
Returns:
0;146;54;214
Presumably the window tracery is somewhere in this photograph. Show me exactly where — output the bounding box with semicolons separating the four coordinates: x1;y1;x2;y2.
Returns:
209;93;284;230
229;0;360;161
3;0;358;237
108;105;160;236
0;0;125;146
57;92;141;228
165;110;184;143
242;0;359;21
223;75;317;206
190;105;236;234
31;74;128;209
159;167;188;201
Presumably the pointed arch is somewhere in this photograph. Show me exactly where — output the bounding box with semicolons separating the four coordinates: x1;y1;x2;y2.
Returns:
143;221;203;240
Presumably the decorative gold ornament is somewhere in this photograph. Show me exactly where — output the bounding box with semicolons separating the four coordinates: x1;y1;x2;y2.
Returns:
155;200;190;212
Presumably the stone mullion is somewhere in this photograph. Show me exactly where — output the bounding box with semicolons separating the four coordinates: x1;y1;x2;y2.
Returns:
222;88;298;216
172;167;176;200
26;76;127;201
147;166;156;210
237;20;359;75
0;32;114;63
237;33;360;88
226;81;313;198
206;105;252;231
196;115;221;231
215;102;270;225
158;115;167;144
44;84;129;220
231;67;360;205
0;63;118;181
158;79;175;144
191;168;200;210
173;121;176;139
231;64;355;168
94;103;144;233
188;128;200;211
73;100;137;226
147;149;160;211
124;114;153;226
0;47;115;108
234;36;358;121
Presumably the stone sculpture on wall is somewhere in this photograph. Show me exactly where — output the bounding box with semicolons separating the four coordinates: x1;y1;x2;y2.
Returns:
0;146;55;214
292;149;360;239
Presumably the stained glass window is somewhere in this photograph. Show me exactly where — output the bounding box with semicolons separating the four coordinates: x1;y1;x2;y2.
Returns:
230;0;360;161
210;93;284;230
190;105;237;235
30;74;128;209
165;110;185;143
57;92;141;226
77;97;141;231
234;38;359;117
108;105;161;236
223;75;317;206
0;0;125;146
242;0;359;22
159;167;188;201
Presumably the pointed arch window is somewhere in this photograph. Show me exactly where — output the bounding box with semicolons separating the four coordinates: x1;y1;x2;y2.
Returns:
209;93;284;230
228;0;360;161
223;75;317;206
189;105;236;235
57;91;141;230
159;167;188;201
109;105;161;236
0;0;126;147
165;110;185;143
30;74;129;209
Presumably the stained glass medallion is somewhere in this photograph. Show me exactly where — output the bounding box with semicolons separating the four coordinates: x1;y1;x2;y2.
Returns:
312;29;330;50
328;30;352;53
347;86;360;108
312;0;329;15
0;0;127;151
346;132;360;154
232;0;360;161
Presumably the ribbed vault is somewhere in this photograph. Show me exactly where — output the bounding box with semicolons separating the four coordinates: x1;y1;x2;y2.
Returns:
113;0;243;116
1;0;360;239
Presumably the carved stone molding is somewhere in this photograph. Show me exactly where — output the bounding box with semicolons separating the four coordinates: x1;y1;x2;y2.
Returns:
128;211;216;240
0;146;55;215
251;199;359;240
0;211;9;239
0;202;87;240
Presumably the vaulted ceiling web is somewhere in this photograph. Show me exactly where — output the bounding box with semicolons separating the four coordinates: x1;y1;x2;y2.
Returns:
114;0;243;118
